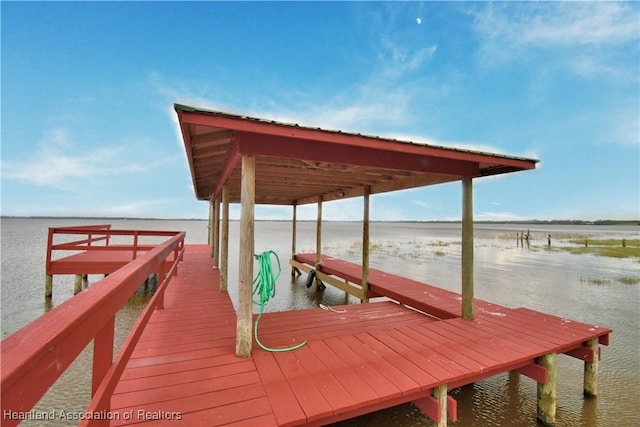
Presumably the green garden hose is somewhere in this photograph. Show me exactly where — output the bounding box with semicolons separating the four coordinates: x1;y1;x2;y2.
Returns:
252;250;306;352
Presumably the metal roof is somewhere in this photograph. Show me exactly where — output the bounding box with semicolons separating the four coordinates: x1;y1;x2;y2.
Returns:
175;103;538;205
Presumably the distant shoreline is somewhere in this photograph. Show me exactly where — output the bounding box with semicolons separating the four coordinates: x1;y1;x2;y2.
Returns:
1;216;638;226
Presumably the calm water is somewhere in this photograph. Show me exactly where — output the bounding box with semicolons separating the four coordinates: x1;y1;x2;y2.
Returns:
1;218;638;426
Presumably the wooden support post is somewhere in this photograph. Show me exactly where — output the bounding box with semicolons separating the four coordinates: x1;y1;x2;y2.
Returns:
434;384;448;427
291;201;301;279
537;353;557;425
315;196;324;289
156;263;166;310
220;183;230;292
362;186;370;303
213;196;220;268
236;154;255;358
461;176;474;320
82;274;89;289
584;338;599;397
208;196;213;247
74;274;83;295
92;317;114;396
316;196;322;267
45;274;53;299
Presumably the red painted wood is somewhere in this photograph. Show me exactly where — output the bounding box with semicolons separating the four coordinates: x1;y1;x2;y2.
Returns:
252;351;306;426
176;107;537;170
305;340;380;408
412;393;440;423
271;351;333;422
338;334;422;396
355;332;439;389
92;317;115;396
2;232;185;427
323;336;402;400
9;245;615;427
447;395;458;422
517;363;548;384
565;346;597;363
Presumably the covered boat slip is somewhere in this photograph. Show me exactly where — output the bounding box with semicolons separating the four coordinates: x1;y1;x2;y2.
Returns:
175;104;609;425
0;104;611;427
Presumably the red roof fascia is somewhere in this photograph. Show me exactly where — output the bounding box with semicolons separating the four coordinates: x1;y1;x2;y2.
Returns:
178;109;537;171
237;132;480;177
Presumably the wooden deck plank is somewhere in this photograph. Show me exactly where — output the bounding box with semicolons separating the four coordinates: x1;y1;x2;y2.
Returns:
322;336;403;400
289;344;359;415
252;351;306;427
96;248;611;426
271;351;334;423
254;301;433;348
304;340;380;408
114;359;255;394
338;334;422;396
354;332;439;388
112;383;266;426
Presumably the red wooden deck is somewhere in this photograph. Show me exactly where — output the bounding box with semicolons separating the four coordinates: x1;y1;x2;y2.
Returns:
49;248;154;275
98;246;611;426
295;252;464;319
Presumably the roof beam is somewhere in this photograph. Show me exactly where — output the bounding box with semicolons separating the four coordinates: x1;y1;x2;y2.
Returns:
210;136;240;200
237;132;481;177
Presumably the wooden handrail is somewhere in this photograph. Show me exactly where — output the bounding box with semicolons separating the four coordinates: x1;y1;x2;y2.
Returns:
46;227;184;274
1;231;186;426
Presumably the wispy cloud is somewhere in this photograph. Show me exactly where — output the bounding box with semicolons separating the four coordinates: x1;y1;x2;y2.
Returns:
470;2;639;77
2;127;175;190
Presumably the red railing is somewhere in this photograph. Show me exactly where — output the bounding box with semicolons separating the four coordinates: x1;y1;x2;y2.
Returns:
1;228;186;427
45;225;184;275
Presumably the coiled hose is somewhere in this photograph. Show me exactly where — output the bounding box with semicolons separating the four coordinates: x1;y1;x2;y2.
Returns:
253;250;306;352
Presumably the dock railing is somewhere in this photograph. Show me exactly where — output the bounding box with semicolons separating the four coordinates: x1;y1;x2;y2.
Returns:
46;225;184;275
2;229;186;427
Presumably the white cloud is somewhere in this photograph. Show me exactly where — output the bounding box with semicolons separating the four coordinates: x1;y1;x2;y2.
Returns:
476;211;528;222
2;127;174;190
471;2;640;74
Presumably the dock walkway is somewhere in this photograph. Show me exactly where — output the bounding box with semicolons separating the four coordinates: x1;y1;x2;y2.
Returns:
107;245;610;426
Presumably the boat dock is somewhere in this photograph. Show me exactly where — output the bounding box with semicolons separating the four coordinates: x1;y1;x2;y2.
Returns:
1;104;612;426
104;246;609;426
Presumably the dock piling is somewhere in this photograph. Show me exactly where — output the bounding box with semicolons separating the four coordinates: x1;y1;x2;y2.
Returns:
45;274;53;299
584;338;599;397
537;353;557;425
434;384;448;427
74;274;83;295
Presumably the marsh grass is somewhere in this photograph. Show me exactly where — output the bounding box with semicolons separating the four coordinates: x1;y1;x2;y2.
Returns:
580;276;610;285
579;276;639;285
617;276;639;285
561;241;640;259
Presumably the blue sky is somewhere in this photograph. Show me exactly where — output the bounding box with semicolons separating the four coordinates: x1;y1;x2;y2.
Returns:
1;1;638;221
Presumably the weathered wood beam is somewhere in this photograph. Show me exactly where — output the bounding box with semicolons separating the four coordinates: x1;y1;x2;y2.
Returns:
211;136;240;201
316;196;322;271
212;196;220;267
291;201;298;278
583;338;599;397
236;155;255;358
190;130;234;146
362;186;370;303
537;353;557;425
220;183;229;292
461;177;474;320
